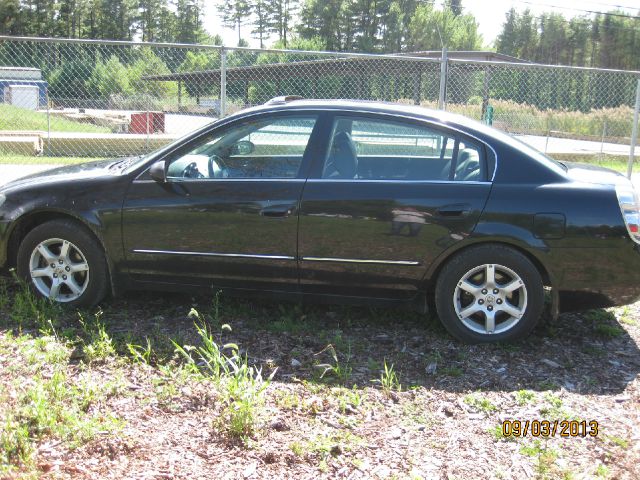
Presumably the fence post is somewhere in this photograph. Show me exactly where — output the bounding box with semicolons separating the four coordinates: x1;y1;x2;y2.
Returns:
220;46;227;118
45;92;51;157
145;105;150;152
438;47;447;110
599;120;607;163
627;78;640;179
481;67;490;120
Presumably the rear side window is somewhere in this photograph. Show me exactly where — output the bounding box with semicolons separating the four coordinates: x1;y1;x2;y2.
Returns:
320;116;486;182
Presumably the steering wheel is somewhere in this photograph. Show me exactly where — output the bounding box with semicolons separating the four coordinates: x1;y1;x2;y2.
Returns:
208;154;228;178
182;162;205;179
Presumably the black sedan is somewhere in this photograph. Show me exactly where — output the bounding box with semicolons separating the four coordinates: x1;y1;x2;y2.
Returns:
1;98;640;343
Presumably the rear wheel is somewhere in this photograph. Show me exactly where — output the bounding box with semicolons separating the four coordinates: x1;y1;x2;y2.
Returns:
434;245;544;343
17;220;109;308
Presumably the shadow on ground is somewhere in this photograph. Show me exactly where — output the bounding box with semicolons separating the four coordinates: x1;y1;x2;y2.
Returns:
2;281;639;396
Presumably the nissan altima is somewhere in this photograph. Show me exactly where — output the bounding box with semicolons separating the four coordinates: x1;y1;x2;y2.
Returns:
1;97;639;343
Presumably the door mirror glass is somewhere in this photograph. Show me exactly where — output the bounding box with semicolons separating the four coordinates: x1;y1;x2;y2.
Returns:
149;160;167;183
231;140;255;156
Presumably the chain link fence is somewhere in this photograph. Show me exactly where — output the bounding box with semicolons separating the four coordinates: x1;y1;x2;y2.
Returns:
0;36;638;172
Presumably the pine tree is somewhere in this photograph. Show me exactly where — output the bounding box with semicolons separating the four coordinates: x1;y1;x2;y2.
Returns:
251;0;269;48
266;0;297;48
218;0;252;46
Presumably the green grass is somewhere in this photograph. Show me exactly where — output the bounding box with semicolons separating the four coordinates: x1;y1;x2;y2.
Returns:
464;393;498;414
514;389;536;406
0;104;109;133
551;153;631;173
0;333;121;475
0;154;104;165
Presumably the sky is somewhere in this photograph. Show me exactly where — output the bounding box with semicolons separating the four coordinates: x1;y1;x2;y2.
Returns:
202;0;640;50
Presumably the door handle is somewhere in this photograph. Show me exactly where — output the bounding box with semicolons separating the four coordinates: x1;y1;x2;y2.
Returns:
261;204;296;218
436;203;472;217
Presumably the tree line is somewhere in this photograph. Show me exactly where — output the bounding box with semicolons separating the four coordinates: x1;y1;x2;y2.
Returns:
1;0;638;70
496;8;640;71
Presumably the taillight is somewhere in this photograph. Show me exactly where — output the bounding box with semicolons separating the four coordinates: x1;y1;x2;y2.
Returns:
615;183;640;244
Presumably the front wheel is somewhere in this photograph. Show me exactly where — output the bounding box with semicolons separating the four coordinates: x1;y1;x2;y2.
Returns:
17;220;109;308
434;245;544;343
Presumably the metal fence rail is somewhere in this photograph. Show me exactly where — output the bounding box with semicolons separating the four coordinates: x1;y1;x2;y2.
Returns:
0;35;638;174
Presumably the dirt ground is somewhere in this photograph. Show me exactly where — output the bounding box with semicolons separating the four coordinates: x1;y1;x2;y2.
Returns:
1;285;639;480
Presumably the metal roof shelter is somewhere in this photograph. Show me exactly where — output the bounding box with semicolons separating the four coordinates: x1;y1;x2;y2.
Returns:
142;50;528;108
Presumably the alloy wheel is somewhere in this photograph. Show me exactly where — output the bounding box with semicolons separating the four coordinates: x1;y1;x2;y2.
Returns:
28;238;90;302
453;263;527;335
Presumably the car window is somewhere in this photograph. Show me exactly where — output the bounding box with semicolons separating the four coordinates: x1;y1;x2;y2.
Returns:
321;116;485;182
166;116;318;180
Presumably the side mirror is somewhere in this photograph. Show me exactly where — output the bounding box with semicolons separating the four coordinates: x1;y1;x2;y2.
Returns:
149;160;167;183
231;140;255;156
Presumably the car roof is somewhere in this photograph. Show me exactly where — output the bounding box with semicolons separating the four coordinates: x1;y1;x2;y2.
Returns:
231;98;501;140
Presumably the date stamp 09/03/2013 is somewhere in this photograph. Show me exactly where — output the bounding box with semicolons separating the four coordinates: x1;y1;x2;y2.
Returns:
502;420;599;438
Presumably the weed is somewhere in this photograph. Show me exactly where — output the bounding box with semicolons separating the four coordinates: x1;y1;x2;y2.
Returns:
0;335;119;474
173;309;275;442
605;434;629;449
7;275;61;334
594;323;624;338
537;380;559;390
520;440;560;478
540;393;566;419
127;337;154;365
464;393;498;414
211;290;223;325
313;344;352;385
617;306;636;326
274;390;301;410
290;441;305;456
290;430;364;462
335;386;365;413
266;304;309;334
376;359;401;395
0;415;33;471
586;310;625;338
78;310;115;362
489;424;514;442
595;464;609;478
401;400;432;427
515;389;536;405
367;358;382;371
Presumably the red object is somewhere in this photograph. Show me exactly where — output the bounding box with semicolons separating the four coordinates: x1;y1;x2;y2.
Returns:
630;224;638;233
130;112;165;134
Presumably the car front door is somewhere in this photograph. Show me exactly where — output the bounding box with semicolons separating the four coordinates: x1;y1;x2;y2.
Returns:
122;113;325;291
298;113;494;300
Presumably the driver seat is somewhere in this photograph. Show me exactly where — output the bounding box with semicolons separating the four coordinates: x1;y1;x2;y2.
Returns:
323;131;358;179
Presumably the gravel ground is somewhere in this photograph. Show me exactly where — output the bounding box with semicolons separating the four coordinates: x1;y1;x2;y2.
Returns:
1;286;638;480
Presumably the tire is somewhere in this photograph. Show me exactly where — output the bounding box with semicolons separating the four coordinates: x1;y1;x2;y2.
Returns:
16;219;109;308
434;245;544;343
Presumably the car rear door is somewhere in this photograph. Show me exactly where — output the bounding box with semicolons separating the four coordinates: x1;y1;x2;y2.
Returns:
122;112;326;292
298;112;493;299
